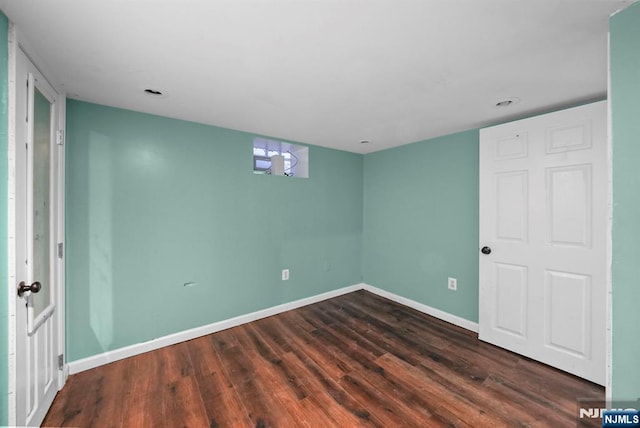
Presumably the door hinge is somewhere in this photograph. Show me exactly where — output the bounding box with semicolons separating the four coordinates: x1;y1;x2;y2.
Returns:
57;242;64;259
58;354;64;370
56;129;65;146
25;77;29;122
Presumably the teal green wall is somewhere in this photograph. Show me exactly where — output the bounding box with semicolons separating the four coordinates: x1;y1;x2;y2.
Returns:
610;2;640;402
0;12;9;427
362;130;479;322
65;100;363;361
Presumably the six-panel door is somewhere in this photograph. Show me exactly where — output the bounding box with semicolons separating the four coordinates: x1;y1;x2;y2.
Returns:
479;101;607;385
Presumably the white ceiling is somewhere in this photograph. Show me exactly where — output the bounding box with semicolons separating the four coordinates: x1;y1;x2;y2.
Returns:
0;1;631;154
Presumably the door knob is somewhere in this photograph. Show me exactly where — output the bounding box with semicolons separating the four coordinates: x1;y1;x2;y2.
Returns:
481;246;492;255
17;281;42;297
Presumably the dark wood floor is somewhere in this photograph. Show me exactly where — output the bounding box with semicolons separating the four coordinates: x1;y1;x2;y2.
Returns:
43;290;604;427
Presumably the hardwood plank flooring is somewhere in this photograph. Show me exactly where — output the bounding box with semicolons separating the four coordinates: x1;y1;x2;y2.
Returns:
43;290;604;427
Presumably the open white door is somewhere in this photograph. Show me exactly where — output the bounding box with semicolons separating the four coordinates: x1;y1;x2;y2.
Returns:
479;101;607;385
11;47;63;426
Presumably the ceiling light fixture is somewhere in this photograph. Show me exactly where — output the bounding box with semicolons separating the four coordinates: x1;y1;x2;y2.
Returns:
495;97;520;107
144;88;163;96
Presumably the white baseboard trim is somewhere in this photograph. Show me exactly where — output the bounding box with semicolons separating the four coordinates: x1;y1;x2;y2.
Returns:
362;284;479;333
68;282;478;374
68;283;364;375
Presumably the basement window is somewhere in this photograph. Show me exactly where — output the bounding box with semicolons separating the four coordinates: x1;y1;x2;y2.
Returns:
253;138;308;178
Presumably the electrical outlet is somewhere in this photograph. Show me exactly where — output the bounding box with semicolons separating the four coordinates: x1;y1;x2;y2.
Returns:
448;277;457;291
282;269;290;281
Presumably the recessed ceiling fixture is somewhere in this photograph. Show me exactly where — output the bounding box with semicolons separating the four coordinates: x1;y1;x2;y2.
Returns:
495;97;520;107
144;88;163;96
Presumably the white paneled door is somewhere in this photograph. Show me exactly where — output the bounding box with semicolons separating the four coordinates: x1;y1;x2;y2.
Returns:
13;48;62;426
479;101;607;385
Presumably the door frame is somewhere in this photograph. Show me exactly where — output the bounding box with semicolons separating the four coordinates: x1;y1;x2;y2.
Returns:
606;35;613;402
6;23;67;425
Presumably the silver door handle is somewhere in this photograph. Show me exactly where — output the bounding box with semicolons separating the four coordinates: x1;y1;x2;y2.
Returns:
17;281;42;297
